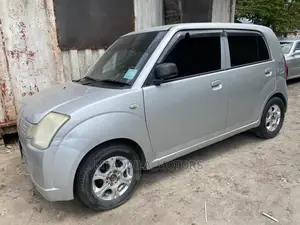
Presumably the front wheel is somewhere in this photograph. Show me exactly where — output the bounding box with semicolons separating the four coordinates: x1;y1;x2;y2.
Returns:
254;97;285;139
75;143;141;211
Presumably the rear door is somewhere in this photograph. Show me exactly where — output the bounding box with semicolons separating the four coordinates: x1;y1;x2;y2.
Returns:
224;30;276;131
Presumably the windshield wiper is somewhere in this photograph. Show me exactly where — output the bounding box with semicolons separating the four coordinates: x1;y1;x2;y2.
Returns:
80;77;131;87
99;79;131;86
84;76;99;82
76;76;100;85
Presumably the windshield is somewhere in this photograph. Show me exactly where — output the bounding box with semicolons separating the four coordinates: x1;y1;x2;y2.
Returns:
84;31;167;87
280;42;293;54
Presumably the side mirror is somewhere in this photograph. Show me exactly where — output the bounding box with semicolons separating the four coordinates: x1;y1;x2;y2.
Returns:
154;63;178;85
293;50;300;56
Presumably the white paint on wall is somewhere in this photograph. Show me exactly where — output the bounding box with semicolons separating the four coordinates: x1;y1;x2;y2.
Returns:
134;0;164;31
212;0;236;22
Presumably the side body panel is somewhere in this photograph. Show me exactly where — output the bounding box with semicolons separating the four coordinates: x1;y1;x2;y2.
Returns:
225;61;276;131
224;29;287;132
143;70;229;159
148;26;288;167
19;89;154;200
51;112;153;199
143;30;229;164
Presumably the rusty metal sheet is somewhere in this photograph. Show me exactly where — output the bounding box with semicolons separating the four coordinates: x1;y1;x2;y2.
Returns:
0;0;164;128
181;0;213;22
0;18;17;126
0;0;64;127
163;0;182;24
163;0;213;24
164;0;235;24
54;0;135;50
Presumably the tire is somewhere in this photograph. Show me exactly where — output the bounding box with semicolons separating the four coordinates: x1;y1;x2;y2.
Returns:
75;143;141;211
254;97;285;139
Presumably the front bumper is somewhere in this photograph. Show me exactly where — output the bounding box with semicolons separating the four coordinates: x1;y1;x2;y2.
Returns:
18;117;76;202
19;141;63;201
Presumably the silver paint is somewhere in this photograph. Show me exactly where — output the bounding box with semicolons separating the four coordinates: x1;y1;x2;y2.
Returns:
281;40;300;80
18;23;288;203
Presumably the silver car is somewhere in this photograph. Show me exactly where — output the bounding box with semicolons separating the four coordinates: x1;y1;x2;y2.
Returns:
18;23;288;210
280;39;300;80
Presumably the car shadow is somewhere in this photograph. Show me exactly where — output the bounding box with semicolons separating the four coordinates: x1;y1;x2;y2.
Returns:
287;77;300;85
139;131;260;187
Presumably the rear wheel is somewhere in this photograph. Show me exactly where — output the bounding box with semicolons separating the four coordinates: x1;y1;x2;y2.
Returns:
254;97;285;139
75;143;141;211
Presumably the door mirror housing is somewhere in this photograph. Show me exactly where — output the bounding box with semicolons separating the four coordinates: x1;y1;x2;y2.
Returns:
293;50;300;56
154;63;178;85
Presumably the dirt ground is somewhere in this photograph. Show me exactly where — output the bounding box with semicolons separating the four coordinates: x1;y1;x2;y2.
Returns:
0;81;300;225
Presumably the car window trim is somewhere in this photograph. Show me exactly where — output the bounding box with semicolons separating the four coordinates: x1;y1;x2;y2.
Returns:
142;32;183;87
221;59;276;73
142;29;225;87
151;68;225;85
225;30;272;60
157;30;224;64
224;29;272;70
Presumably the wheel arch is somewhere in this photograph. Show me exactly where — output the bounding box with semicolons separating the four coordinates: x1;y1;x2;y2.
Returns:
73;138;147;193
257;91;287;126
271;92;287;112
254;92;286;138
75;138;147;173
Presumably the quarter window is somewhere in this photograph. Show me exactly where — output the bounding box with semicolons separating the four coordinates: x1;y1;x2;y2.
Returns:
228;33;270;67
162;35;221;78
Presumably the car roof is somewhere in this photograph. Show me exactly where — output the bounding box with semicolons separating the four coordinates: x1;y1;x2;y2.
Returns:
279;39;298;43
124;23;272;36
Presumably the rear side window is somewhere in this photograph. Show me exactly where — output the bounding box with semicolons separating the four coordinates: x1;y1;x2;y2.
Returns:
228;33;270;67
162;35;221;78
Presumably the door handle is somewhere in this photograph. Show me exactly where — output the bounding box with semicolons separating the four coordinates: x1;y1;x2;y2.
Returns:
211;80;222;90
265;68;273;77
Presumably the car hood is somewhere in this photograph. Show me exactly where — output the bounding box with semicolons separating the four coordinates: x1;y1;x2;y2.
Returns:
21;82;128;123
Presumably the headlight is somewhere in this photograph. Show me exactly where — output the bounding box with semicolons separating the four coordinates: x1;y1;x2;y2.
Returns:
31;112;70;149
27;124;36;137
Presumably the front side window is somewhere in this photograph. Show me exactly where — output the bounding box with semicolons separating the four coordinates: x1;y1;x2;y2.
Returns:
228;33;270;67
161;35;221;79
83;31;167;87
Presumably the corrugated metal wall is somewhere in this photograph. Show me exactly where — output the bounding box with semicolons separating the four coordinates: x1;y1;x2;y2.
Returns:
0;0;164;127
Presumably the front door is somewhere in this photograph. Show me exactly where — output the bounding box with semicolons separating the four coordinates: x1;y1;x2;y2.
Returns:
143;31;229;159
